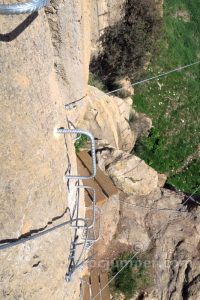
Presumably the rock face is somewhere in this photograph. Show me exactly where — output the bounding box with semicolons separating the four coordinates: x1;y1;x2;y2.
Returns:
45;0;91;123
1;1;198;300
116;188;200;300
76;86;135;151
49;0;91;97
0;1;90;298
0;9;69;241
153;211;200;300
118;188;182;250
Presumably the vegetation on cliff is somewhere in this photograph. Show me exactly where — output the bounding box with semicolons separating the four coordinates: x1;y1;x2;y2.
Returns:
134;0;200;195
90;0;162;89
89;0;199;196
110;252;152;299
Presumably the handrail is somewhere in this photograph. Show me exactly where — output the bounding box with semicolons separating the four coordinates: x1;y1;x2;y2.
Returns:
0;0;48;15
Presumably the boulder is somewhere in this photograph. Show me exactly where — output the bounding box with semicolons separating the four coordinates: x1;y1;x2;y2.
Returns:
107;153;159;196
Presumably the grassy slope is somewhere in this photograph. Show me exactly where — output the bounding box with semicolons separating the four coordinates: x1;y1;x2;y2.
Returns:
133;0;200;194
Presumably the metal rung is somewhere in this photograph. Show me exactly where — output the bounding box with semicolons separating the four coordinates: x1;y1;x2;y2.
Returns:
57;129;96;180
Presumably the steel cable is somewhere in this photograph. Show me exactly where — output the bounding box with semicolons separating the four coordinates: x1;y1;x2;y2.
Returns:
106;60;200;95
0;219;70;251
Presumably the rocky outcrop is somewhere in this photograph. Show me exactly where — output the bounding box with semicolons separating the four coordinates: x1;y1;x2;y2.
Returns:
0;9;69;241
118;188;182;250
76;86;135;151
153;211;200;300
95;144;199;300
1;1;197;300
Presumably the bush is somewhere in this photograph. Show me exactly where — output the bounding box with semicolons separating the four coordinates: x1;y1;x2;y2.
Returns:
110;252;151;299
90;0;162;87
88;72;107;91
75;134;89;153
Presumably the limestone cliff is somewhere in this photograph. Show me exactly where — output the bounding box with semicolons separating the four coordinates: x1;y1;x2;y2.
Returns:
0;1;90;298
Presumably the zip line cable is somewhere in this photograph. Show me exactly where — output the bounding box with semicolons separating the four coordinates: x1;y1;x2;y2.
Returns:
0;219;71;251
106;60;200;95
92;185;200;300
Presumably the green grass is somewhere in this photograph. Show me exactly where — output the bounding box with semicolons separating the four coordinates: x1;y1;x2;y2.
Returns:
133;0;200;195
110;252;152;299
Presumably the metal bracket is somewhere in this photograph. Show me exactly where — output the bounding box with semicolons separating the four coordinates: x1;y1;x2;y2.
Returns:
64;95;86;110
57;128;96;179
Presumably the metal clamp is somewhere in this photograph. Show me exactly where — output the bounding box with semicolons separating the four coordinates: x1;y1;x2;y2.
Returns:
57;128;96;179
64;95;86;110
0;0;48;15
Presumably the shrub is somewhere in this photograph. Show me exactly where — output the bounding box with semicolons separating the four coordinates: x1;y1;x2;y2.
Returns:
90;0;162;87
110;252;152;299
88;72;107;91
75;134;89;153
